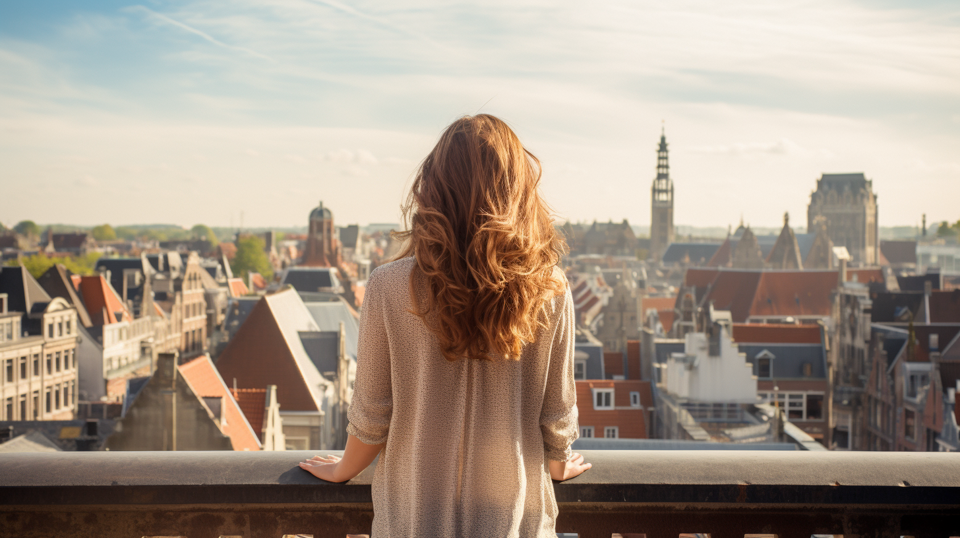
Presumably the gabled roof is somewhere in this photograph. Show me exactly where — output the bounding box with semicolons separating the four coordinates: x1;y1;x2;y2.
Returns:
642;296;677;314
739;343;827;379
0;266;51;315
707;238;733;267
732;324;823;345
216;288;330;413
230;388;267;442
902;325;960;363
281;267;338;293
37;265;93;328
179;355;261;451
51;232;91;250
749;271;838;319
227;277;249;298
77;275;131;326
702;270;763;322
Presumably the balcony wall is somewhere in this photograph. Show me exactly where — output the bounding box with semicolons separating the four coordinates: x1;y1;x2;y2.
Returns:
1;450;958;538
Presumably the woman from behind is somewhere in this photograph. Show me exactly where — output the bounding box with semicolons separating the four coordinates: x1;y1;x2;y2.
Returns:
300;114;590;537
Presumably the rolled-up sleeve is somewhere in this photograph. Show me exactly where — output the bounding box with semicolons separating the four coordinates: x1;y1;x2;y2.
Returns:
540;287;578;462
346;270;393;445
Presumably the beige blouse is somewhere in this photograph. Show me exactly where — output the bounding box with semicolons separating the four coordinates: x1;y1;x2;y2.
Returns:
347;256;579;538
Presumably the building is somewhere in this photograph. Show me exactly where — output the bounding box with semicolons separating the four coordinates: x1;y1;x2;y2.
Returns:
594;270;643;359
303;201;342;268
807;173;879;265
0;266;80;421
732;323;830;444
215;288;352;450
650;128;675;261
106;354;253;451
575;379;653;439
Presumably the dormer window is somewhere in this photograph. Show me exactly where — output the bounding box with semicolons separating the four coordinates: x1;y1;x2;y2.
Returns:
755;350;775;379
574;360;586;381
593;388;614;410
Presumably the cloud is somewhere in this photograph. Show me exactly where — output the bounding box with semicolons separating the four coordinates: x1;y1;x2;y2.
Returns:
124;5;276;63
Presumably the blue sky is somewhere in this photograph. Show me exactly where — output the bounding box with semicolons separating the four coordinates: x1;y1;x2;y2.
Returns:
1;0;958;229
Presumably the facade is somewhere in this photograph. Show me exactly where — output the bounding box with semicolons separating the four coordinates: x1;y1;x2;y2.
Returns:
575;379;652;440
650;129;675;262
303;201;343;268
807;173;879;265
594;271;643;358
0;267;80;422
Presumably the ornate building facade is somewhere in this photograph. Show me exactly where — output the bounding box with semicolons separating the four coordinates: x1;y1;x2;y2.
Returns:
807;173;878;265
649;129;675;262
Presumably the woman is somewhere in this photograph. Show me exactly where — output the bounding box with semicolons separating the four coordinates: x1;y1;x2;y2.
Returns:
300;114;590;537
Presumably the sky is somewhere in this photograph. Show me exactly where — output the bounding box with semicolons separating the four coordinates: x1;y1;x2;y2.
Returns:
1;0;958;230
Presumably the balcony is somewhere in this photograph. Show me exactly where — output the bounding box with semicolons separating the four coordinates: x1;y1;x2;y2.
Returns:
1;450;958;538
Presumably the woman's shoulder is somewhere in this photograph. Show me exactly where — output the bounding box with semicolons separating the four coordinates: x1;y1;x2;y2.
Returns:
368;256;416;291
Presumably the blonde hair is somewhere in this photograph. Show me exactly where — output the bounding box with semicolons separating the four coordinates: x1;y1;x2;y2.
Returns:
394;114;566;361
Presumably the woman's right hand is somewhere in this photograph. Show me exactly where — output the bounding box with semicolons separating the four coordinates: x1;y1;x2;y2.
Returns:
549;452;591;481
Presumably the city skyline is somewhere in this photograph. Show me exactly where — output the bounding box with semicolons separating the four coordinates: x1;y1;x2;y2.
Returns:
1;0;958;229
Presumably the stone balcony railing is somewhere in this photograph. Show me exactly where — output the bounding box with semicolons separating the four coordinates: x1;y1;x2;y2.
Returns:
1;450;958;538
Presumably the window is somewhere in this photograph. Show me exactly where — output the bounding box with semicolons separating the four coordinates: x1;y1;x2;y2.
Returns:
630;391;641;408
807;394;823;420
604;426;619;438
19;394;26;420
46;354;52;375
45;388;51;413
756;350;774;379
593;388;614;410
802;362;813;377
4;398;11;420
58;321;63;337
47;323;54;338
55;384;61;409
32;355;39;377
65;320;71;335
574;360;586;381
19;357;26;380
929;333;939;351
580;426;594;438
72;350;76;369
55;352;61;372
32;391;39;420
4;359;12;383
63;384;69;407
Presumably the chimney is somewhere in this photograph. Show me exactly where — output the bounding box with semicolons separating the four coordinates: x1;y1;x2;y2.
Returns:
839;258;847;285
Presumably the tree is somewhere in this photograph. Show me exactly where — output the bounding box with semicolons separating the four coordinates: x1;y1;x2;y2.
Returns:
14;220;40;238
91;224;117;241
190;224;219;246
937;221;958;238
7;252;102;279
231;236;273;281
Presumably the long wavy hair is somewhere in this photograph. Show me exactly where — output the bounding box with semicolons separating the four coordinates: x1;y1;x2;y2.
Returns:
393;114;567;361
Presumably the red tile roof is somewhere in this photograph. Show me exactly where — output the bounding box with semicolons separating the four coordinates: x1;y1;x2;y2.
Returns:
227;277;249;298
732;323;823;344
749;271;837;319
658;310;676;334
684;267;721;289
77;275;131;326
575;380;650;439
704;271;763;322
642;296;676;314
179;355;261;451
230;388;267;442
707;237;733;267
70;274;81;290
906;325;960;363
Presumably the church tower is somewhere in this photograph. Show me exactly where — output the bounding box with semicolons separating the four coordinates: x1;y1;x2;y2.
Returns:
650;127;675;261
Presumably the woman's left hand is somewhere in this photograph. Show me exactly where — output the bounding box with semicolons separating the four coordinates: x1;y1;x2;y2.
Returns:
299;454;345;482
